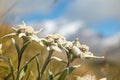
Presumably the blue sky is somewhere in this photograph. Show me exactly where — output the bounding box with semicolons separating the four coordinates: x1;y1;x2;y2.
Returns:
22;0;120;37
90;19;120;37
23;0;72;22
1;0;119;37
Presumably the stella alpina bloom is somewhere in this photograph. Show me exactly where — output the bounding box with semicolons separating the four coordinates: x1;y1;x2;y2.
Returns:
44;34;67;53
11;22;43;42
46;34;66;44
79;45;89;52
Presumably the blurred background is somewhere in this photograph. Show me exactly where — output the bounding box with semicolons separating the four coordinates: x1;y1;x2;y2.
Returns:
0;0;120;65
0;0;120;62
0;0;120;79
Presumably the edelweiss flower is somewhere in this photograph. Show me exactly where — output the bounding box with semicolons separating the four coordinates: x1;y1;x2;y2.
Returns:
72;46;83;56
79;45;89;52
11;22;42;42
16;25;35;37
42;34;67;53
69;39;104;59
46;34;66;44
64;41;73;49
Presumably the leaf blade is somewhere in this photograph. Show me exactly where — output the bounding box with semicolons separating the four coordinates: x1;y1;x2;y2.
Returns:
58;65;80;80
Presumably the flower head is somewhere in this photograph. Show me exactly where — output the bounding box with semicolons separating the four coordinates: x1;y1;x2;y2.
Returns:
16;25;35;37
39;34;67;53
79;45;89;52
46;34;66;44
11;22;43;42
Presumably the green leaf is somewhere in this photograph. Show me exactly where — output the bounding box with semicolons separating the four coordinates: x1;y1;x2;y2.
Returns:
20;40;31;54
19;53;40;73
40;39;48;46
5;73;12;80
25;71;31;80
19;64;28;80
18;40;31;68
12;27;17;32
0;55;15;80
0;65;9;70
58;65;80;80
85;55;104;59
48;70;54;80
51;56;67;64
0;33;16;39
58;69;67;80
8;58;15;80
35;56;41;80
57;44;70;61
11;38;20;55
18;53;39;80
5;70;17;80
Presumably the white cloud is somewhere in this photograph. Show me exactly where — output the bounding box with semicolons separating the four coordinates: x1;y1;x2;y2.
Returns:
0;0;56;20
43;21;57;32
1;0;120;56
63;0;120;22
101;33;120;47
9;0;55;15
28;19;84;37
58;21;84;36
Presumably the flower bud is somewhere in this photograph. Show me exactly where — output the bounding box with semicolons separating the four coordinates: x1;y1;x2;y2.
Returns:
72;46;82;57
80;45;89;52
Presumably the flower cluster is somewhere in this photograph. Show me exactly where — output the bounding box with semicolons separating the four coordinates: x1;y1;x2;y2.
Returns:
40;34;103;60
0;23;105;80
6;23;103;60
12;23;42;42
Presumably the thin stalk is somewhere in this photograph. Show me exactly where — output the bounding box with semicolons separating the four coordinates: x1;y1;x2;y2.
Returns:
54;57;75;78
16;40;31;80
40;50;54;80
35;56;41;80
54;71;62;78
26;71;31;80
19;53;40;72
8;58;15;80
16;53;39;80
0;55;15;80
66;57;75;67
16;55;20;80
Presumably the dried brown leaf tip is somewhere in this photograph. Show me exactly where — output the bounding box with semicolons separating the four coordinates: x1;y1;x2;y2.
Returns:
0;44;2;55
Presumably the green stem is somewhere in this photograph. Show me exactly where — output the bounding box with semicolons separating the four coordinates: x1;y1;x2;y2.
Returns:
35;56;41;80
66;56;75;67
0;55;15;80
54;71;62;78
16;55;20;80
40;50;54;80
9;58;15;80
54;58;75;78
19;53;40;72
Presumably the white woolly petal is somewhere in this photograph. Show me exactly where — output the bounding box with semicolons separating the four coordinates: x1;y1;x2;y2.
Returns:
52;46;62;53
18;33;26;38
72;46;81;56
